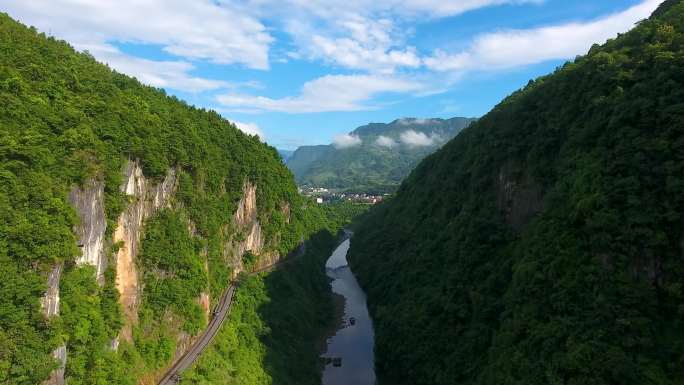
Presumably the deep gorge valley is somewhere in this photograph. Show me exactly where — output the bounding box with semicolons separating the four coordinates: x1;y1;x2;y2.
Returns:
2;1;684;385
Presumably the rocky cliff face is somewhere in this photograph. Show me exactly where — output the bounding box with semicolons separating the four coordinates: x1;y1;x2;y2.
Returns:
114;160;177;341
68;179;107;283
43;179;107;385
50;164;286;384
228;182;263;273
224;181;286;274
148;182;275;384
496;163;544;231
42;264;66;385
41;264;62;318
44;346;67;385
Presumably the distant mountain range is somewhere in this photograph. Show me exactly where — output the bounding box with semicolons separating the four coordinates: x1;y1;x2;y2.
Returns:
286;117;476;192
277;149;295;162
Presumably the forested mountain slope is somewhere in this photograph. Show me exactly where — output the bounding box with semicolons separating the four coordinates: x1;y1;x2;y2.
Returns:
0;13;332;385
287;117;475;192
348;2;684;384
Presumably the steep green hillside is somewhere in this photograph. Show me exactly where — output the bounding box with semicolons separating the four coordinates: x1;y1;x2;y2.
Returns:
288;117;475;192
0;13;329;385
286;145;330;179
180;229;337;385
349;2;684;385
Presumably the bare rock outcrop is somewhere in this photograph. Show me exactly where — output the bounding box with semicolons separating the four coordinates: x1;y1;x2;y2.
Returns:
234;181;258;227
114;160;177;342
281;202;291;224
42;263;66;385
44;345;67;385
44;179;107;385
68;179;107;283
225;181;279;276
41;263;62;318
497;162;544;231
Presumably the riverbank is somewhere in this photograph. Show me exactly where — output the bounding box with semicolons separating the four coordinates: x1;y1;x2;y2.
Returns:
179;230;338;385
320;238;377;385
317;292;346;355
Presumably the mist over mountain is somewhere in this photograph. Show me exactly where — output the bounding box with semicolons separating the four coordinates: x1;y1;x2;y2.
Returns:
287;117;476;192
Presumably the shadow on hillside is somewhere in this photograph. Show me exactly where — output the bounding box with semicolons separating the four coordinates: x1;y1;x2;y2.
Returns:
255;230;338;385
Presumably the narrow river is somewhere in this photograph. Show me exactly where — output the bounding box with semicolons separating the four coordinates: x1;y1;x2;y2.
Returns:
322;238;377;385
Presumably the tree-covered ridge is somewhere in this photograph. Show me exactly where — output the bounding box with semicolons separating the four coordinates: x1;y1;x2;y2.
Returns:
287;117;475;192
0;12;319;384
348;2;684;385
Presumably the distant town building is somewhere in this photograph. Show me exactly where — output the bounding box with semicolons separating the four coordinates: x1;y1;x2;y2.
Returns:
300;184;384;205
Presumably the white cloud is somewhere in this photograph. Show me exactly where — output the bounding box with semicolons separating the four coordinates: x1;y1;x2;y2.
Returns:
424;0;661;72
232;121;265;140
3;0;273;92
250;0;542;21
5;0;272;68
285;14;420;73
375;135;398;148
216;74;425;113
254;0;542;73
2;0;660;118
400;0;544;17
397;118;437;125
333;133;363;148
78;43;230;92
399;130;442;147
307;34;421;73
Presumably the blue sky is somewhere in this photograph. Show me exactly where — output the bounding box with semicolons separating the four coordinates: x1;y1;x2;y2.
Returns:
3;0;663;149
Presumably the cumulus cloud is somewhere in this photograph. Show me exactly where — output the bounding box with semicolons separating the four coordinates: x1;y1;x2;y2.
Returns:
219;0;659;114
232;121;265;140
257;0;542;73
333;133;363;148
397;118;437;125
3;0;273;92
5;0;272;68
424;0;661;72
399;130;442;147
2;0;660;115
254;0;543;19
75;43;229;92
306;34;420;73
285;14;419;73
216;74;425;113
375;135;397;148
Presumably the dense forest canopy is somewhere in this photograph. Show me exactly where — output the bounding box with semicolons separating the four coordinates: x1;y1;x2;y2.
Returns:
348;1;684;385
0;12;340;384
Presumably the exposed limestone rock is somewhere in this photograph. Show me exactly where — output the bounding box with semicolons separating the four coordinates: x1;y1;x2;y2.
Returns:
68;179;107;283
281;202;291;224
238;219;263;258
225;181;279;276
114;160;177;341
41;263;62;317
44;345;66;385
42;264;66;385
234;181;257;227
496;163;544;231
